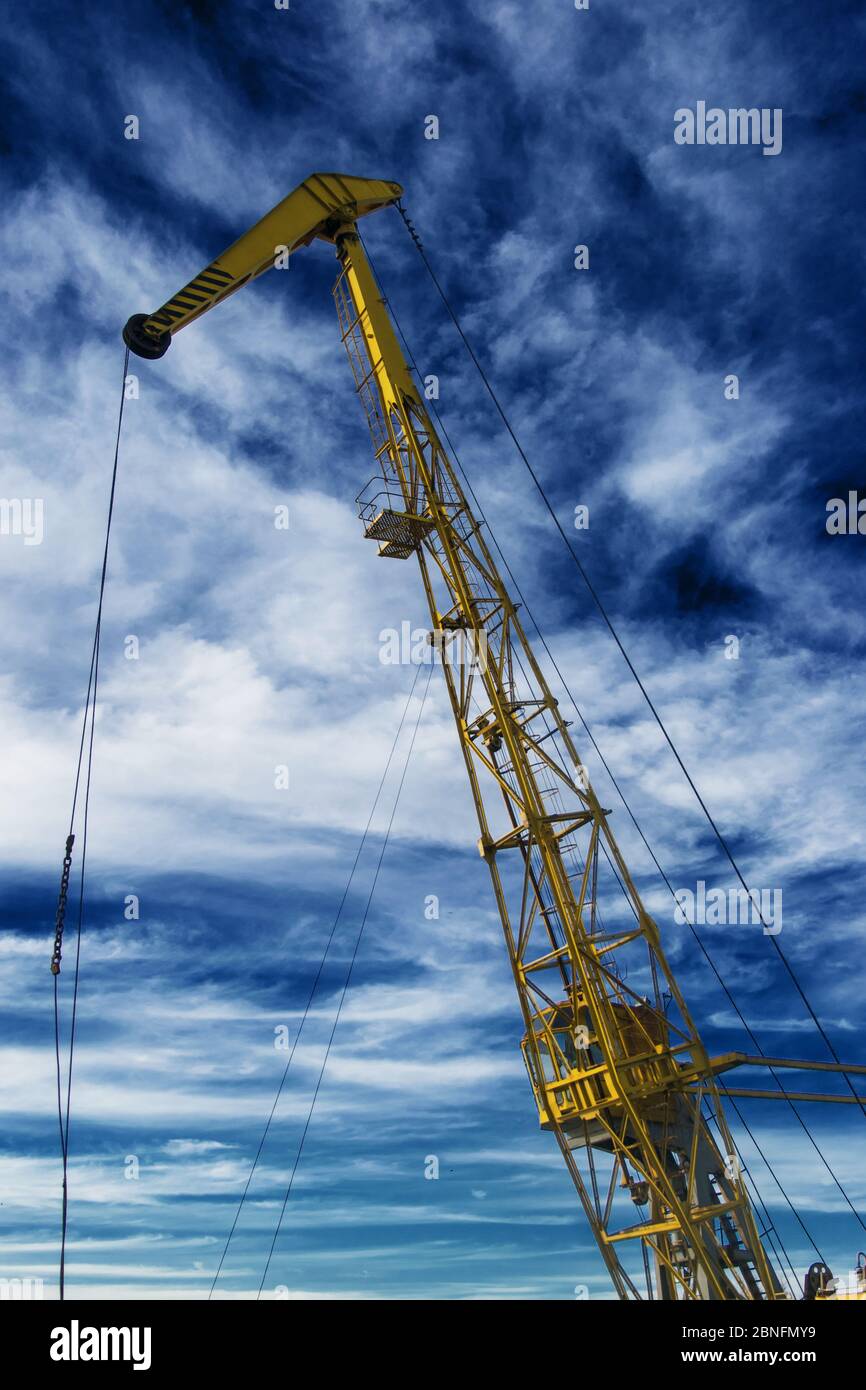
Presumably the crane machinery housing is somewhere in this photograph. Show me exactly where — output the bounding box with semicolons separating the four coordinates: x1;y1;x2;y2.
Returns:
122;172;865;1302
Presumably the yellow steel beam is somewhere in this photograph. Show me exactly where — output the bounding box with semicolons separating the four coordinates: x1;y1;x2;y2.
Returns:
707;1052;866;1077
123;172;402;359
694;1087;866;1105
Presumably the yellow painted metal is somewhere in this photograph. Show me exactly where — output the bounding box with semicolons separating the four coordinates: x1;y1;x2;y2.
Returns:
130;173;866;1302
698;1088;866;1105
689;1053;866;1104
135;173;402;349
705;1053;866;1079
818;1282;866;1300
330;223;783;1301
815;1255;866;1300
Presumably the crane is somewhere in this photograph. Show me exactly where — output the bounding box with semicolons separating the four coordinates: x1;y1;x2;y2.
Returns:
123;172;865;1301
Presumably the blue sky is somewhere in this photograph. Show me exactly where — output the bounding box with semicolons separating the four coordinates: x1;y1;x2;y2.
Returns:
1;0;865;1300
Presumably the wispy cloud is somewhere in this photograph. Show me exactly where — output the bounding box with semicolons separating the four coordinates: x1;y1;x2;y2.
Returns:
1;0;864;1301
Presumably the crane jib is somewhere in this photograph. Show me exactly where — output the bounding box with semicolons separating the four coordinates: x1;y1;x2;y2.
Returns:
122;172;403;360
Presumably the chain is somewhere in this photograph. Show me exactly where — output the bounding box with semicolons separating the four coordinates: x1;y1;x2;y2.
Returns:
396;200;424;252
50;834;75;975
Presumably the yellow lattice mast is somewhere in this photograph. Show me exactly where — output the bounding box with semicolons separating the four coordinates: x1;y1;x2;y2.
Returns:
331;224;781;1302
124;173;866;1301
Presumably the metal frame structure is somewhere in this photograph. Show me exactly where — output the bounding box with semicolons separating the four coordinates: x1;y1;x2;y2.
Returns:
123;172;866;1301
332;225;781;1300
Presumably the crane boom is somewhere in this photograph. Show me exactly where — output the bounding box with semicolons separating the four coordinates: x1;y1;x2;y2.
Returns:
122;173;402;358
123;173;865;1302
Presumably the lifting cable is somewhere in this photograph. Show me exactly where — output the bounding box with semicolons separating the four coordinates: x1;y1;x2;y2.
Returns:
51;346;131;1300
254;663;434;1298
209;661;427;1296
361;231;863;1249
393;203;866;1127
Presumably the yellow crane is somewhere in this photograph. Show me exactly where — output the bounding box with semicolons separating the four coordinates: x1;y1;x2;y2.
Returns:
123;173;865;1301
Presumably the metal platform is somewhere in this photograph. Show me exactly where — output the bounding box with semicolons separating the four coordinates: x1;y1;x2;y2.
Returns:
355;482;434;559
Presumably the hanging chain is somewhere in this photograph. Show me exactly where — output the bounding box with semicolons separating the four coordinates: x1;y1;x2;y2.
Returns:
396;200;424;252
50;834;76;975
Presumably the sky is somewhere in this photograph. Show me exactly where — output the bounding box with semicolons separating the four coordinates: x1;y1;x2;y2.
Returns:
1;0;865;1302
